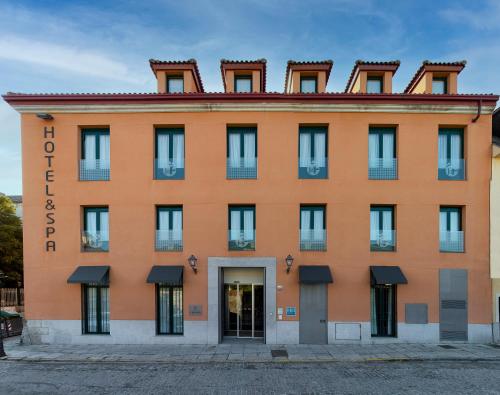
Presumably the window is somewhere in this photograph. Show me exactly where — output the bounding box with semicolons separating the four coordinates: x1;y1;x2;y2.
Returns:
82;285;110;334
438;128;465;180
167;75;184;93
235;75;252;93
368;127;397;179
370;206;395;251
227;127;257;179
156;206;183;251
367;76;383;93
432;77;448;94
157;285;183;335
80;129;110;181
300;76;317;93
82;207;109;252
371;285;396;337
300;205;326;251
155;128;185;179
299;126;328;179
228;205;255;250
440;207;464;252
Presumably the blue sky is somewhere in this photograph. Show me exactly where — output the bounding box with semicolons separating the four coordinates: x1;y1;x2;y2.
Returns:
1;0;499;194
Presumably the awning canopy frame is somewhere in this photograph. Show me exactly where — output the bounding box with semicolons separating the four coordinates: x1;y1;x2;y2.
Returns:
298;265;333;284
67;266;110;286
370;265;408;286
147;265;184;286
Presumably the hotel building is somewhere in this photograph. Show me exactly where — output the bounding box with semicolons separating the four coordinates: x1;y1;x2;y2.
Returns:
3;58;498;344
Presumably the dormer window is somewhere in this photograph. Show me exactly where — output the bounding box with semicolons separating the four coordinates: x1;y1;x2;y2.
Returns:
367;76;383;93
300;75;317;93
432;77;448;94
167;75;184;93
235;75;252;93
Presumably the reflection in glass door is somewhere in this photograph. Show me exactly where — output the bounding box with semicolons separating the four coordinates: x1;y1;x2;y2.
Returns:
223;283;264;338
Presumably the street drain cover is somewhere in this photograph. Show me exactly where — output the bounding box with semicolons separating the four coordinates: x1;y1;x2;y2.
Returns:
271;349;288;358
439;345;456;349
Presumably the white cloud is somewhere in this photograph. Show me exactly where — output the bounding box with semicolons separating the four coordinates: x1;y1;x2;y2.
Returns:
0;36;141;83
440;0;500;30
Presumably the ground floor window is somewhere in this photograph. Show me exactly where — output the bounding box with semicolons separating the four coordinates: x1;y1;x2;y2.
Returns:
370;285;396;337
82;285;110;334
157;285;183;335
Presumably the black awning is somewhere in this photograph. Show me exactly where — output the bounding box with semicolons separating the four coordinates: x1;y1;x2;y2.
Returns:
147;266;183;285
299;265;333;284
370;266;407;285
67;266;109;285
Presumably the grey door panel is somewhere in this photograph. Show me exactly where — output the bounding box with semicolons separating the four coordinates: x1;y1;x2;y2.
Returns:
439;269;468;341
299;284;328;344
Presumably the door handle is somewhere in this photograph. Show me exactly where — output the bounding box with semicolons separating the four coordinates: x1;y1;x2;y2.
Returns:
320;319;326;323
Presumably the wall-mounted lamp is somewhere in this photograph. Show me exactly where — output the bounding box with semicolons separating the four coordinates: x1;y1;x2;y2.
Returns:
188;254;198;274
285;254;294;274
36;113;54;120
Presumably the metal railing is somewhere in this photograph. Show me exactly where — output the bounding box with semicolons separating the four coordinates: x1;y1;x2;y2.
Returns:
228;230;255;250
438;159;465;180
156;230;183;251
370;230;396;251
80;159;110;181
440;231;464;252
0;288;24;307
226;158;257;179
298;158;328;179
369;158;398;180
300;229;327;251
81;231;109;251
154;159;185;179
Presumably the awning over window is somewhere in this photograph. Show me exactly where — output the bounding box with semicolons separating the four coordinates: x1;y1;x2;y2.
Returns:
147;265;183;285
370;266;407;285
299;265;333;284
67;266;109;285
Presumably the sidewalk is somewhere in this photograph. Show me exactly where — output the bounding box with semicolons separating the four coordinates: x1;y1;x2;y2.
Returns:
3;337;500;363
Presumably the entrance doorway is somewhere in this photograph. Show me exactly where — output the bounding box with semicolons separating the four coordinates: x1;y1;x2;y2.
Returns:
222;268;264;340
299;283;328;344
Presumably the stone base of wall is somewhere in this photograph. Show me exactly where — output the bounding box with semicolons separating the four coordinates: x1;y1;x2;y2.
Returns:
22;319;493;345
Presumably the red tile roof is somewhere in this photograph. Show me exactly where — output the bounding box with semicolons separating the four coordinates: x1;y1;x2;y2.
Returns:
220;59;267;92
284;60;333;92
344;60;400;93
404;60;466;93
149;59;205;92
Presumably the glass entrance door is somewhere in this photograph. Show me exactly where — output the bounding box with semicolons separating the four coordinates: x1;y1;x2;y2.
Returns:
223;283;264;338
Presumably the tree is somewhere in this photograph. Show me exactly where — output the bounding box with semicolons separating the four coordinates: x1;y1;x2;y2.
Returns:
0;195;23;287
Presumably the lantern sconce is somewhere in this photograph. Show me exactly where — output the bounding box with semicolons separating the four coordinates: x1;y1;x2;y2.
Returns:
285;254;294;274
188;254;198;274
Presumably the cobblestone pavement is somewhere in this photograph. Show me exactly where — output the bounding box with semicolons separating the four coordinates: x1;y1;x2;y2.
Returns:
3;337;500;363
0;359;499;394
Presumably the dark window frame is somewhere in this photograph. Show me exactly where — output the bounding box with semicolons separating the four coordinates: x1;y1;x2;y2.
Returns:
156;284;184;335
299;205;326;231
81;128;109;160
298;126;328;179
438;128;465;180
370;205;395;251
156;206;183;231
228;205;256;250
300;75;318;93
371;284;397;337
367;76;384;93
440;206;462;231
234;74;253;93
432;77;448;94
83;206;109;252
166;75;184;93
82;284;110;335
226;127;258;159
368;127;396;158
154;128;185;180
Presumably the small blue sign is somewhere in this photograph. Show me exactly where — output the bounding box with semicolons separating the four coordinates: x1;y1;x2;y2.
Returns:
286;306;296;317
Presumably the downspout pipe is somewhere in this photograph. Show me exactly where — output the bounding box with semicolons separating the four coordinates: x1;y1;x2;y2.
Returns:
472;99;482;123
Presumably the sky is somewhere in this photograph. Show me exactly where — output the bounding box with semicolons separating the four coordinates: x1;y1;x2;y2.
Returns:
0;0;499;195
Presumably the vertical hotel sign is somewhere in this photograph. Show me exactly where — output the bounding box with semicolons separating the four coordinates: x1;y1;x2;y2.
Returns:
44;126;56;252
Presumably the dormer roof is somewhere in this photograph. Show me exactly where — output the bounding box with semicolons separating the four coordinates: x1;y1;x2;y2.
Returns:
149;59;204;93
284;60;333;92
344;60;400;93
220;59;267;92
404;60;466;94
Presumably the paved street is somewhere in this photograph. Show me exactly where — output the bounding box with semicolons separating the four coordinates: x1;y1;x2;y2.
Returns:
0;359;499;394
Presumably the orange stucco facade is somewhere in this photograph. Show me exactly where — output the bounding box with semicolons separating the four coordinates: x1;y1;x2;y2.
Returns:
4;58;498;344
